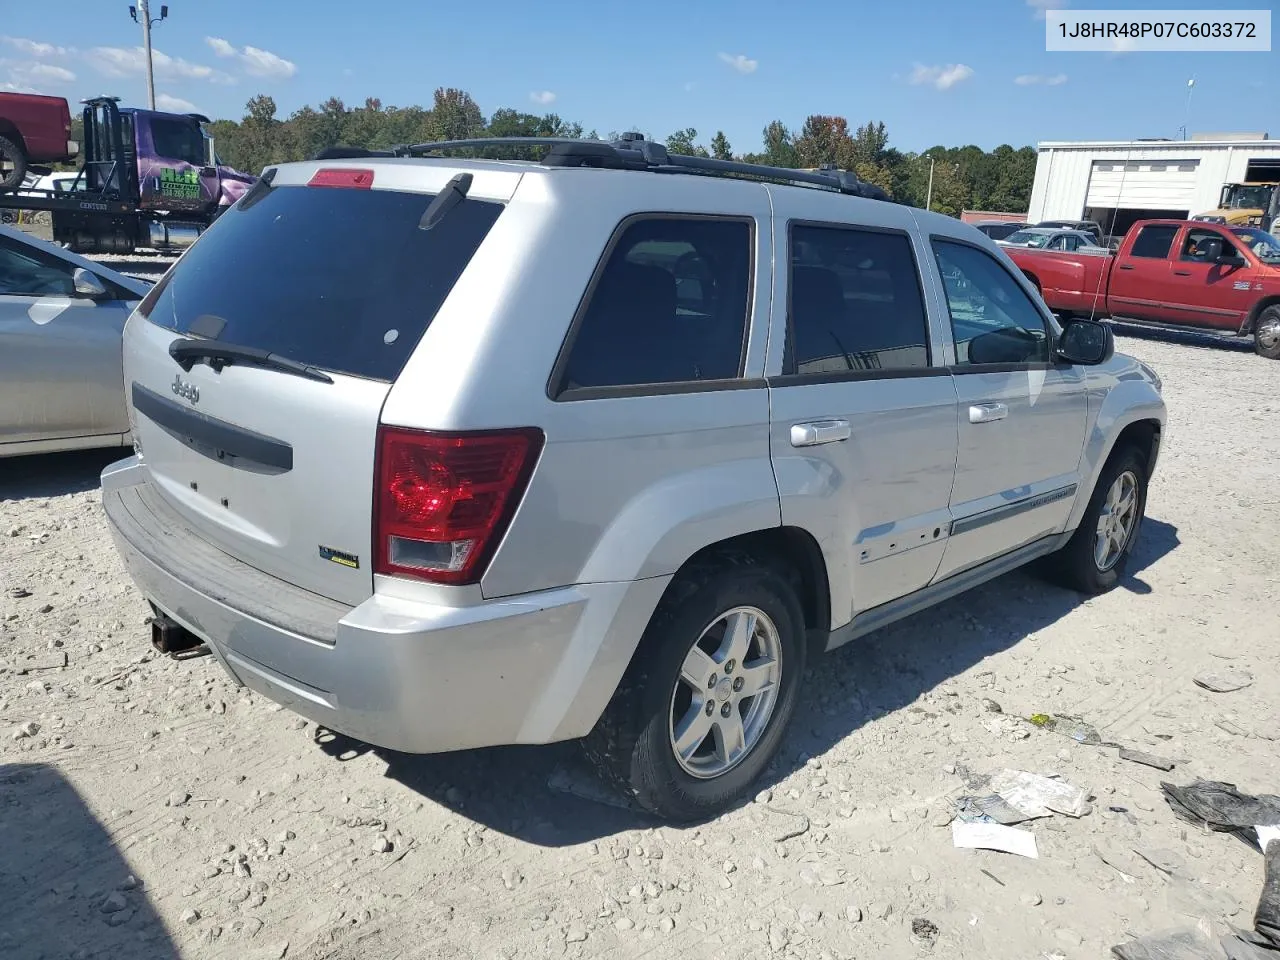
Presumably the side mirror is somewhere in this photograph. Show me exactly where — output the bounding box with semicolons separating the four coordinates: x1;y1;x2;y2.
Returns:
1055;318;1113;366
1216;251;1247;267
204;134;217;170
72;267;109;299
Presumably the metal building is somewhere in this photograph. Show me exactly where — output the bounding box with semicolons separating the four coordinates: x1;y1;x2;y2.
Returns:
1027;134;1280;236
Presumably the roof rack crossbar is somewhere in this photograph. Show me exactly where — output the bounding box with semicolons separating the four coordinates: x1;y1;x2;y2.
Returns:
309;135;891;201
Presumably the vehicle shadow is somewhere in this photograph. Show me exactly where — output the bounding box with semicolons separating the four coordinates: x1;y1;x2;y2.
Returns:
0;763;182;959
0;448;122;500
1110;322;1255;353
333;517;1181;847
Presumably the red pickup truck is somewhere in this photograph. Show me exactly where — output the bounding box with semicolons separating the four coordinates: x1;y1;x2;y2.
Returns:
1006;219;1280;360
0;92;78;191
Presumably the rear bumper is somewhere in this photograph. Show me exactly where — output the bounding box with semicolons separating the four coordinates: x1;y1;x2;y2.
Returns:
101;456;668;754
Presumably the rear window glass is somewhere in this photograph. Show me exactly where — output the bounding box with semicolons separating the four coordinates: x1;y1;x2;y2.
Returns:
143;183;504;381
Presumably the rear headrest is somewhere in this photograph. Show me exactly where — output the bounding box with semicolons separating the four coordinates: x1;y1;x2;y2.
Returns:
593;261;677;323
791;265;845;319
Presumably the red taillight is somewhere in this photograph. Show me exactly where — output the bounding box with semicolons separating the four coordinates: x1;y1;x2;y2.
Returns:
373;426;544;585
308;168;375;189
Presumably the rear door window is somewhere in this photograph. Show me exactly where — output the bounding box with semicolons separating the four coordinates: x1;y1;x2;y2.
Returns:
785;224;931;374
141;184;504;381
1129;224;1179;259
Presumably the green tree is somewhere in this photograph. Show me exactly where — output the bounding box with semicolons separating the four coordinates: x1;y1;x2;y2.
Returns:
666;127;709;157
710;131;733;160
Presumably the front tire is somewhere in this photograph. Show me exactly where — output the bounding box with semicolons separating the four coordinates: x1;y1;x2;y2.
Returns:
584;559;807;822
1254;305;1280;361
1046;448;1148;594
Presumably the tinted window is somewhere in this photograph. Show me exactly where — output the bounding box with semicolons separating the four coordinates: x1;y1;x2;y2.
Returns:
142;185;504;381
560;217;752;392
149;117;205;166
1130;224;1178;259
0;239;74;296
785;225;929;374
932;240;1050;366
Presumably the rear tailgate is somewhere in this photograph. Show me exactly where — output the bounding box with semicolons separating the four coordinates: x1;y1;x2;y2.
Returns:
125;159;518;606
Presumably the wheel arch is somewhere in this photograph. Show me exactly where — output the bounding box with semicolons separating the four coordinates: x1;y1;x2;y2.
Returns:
1240;295;1280;336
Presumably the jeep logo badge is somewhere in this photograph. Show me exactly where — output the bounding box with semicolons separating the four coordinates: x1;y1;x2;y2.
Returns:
171;374;199;404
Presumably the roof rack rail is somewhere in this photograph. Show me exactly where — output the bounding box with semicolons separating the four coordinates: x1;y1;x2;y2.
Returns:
388;134;892;201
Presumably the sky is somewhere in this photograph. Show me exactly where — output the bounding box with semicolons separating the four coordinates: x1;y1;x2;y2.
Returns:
2;0;1276;154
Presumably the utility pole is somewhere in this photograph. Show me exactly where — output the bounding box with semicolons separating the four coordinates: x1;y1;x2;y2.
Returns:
924;154;935;212
129;2;169;111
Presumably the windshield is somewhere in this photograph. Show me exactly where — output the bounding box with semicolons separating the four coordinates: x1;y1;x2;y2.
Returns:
1231;227;1280;263
1226;185;1275;210
1005;230;1051;247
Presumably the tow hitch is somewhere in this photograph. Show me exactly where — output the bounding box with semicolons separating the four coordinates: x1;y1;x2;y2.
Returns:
150;611;205;656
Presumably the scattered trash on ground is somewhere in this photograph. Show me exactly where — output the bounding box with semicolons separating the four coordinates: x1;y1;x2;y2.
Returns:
1194;669;1255;694
1122;748;1177;771
955;793;1033;826
1161;781;1280;848
985;768;1091;819
1257;842;1280;948
952;821;1039;859
1029;713;1104;744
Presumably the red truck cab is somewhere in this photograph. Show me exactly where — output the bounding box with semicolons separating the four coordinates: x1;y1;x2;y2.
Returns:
1006;218;1280;359
0;92;78;190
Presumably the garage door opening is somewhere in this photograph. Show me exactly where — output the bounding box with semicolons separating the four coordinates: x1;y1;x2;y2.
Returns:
1244;158;1280;182
1084;159;1199;240
1085;206;1190;239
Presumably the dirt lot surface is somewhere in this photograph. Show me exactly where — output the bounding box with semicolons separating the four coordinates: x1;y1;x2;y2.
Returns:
2;335;1278;960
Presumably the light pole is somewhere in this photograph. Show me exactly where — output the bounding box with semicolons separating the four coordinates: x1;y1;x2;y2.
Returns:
1183;76;1195;141
129;2;169;111
924;154;935;212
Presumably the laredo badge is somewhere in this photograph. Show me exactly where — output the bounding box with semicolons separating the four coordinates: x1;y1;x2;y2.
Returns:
319;545;360;569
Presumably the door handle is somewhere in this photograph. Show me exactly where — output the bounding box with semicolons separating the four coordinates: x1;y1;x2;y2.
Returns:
1173;270;1191;276
1118;264;1135;271
969;402;1008;424
790;419;851;447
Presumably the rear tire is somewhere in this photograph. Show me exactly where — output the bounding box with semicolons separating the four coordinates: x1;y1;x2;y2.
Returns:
583;557;807;822
0;135;28;192
1254;305;1280;361
1044;448;1147;594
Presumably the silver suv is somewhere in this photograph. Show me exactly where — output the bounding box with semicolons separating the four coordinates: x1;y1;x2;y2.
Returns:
102;137;1166;821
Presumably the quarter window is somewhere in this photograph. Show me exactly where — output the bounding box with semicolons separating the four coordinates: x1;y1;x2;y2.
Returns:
785;224;930;375
932;239;1051;366
559;217;752;392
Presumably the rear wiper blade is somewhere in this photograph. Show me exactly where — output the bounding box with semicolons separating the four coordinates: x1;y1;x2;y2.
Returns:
419;172;473;230
168;338;334;384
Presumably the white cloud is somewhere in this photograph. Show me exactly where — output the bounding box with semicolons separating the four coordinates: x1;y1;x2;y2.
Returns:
529;90;556;105
205;37;297;79
718;52;758;75
0;80;36;93
909;62;974;90
155;93;197;112
0;59;76;88
85;45;234;84
1026;0;1068;19
1015;72;1068;85
1;36;71;58
206;37;235;58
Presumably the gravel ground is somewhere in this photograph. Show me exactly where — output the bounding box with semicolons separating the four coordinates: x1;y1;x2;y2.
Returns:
2;335;1278;960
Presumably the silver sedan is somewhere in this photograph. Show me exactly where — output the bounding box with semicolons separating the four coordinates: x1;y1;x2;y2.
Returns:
0;225;153;458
